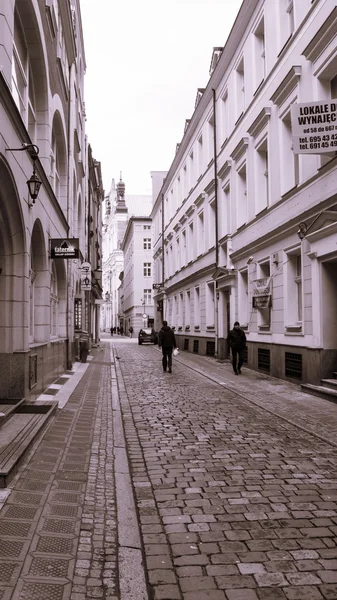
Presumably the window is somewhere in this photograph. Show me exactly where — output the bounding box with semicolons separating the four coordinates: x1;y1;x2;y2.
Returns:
143;262;151;277
178;293;184;328
143;289;152;304
208;114;214;163
183;164;188;199
236;57;245;119
12;11;28;121
278;0;294;52
50;129;60;198
237;163;247;228
254;18;265;89
281;111;298;195
143;225;151;230
198;135;203;174
255;137;269;213
197;211;205;254
189;150;194;191
50;263;58;337
176;235;180;271
221;89;229;145
285;251;302;327
194;287;200;327
238;270;249;326
185;290;191;327
29;266;36;342
206;282;215;327
74;298;82;330
257;262;271;329
143;238;151;249
181;229;187;267
188;221;194;262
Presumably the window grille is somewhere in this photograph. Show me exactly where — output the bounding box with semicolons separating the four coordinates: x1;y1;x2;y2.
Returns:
285;352;302;380
184;338;189;351
258;348;270;372
193;340;199;354
206;341;215;356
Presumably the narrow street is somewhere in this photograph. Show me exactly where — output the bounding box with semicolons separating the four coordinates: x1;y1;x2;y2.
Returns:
1;336;337;600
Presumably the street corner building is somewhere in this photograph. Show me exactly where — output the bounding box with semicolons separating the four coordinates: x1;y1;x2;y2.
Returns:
151;0;337;389
0;1;103;401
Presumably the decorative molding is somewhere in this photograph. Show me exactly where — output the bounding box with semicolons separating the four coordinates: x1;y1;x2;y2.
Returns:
218;159;232;180
303;7;337;62
247;107;272;138
194;192;206;207
204;178;215;195
179;214;187;225
230;137;249;162
186;204;196;217
270;66;301;107
173;222;181;233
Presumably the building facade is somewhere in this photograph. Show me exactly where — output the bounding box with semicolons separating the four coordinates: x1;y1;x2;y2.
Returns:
101;177;152;333
0;0;102;400
152;0;337;385
121;217;154;334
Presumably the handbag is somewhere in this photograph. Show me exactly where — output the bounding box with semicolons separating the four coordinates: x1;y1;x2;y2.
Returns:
173;348;179;357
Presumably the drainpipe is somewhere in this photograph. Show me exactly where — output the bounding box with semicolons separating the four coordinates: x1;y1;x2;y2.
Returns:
161;192;165;321
212;88;220;359
65;63;75;369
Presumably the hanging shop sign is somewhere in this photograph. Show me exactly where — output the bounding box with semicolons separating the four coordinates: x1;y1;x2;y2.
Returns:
252;277;272;309
50;238;79;259
291;101;337;154
80;261;91;291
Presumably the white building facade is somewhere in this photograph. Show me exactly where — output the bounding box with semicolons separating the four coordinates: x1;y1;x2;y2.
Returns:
152;0;337;385
0;0;102;400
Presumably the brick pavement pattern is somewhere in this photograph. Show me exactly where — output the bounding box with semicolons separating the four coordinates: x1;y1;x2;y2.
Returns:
114;340;337;600
0;346;119;600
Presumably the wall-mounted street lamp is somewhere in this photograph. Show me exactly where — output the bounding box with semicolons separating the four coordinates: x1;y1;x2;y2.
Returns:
5;143;42;204
297;211;326;241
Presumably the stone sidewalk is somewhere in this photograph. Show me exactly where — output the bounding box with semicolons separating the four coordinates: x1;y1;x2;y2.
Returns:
0;337;337;600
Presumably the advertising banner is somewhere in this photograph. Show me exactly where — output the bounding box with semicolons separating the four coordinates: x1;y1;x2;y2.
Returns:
253;277;272;309
291;100;337;154
50;238;79;259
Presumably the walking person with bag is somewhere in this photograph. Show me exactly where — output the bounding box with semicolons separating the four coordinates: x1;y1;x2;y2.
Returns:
227;321;246;375
158;320;177;373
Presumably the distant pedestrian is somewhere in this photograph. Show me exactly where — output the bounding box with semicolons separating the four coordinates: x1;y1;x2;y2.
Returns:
113;327;116;334
110;327;113;337
129;326;133;338
228;321;246;375
158;320;177;373
120;326;124;336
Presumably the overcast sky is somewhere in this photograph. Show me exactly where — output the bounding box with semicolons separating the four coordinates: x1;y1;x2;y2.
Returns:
80;0;243;196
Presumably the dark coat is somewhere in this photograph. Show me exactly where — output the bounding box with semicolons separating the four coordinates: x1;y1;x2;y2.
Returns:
158;325;177;349
228;327;246;350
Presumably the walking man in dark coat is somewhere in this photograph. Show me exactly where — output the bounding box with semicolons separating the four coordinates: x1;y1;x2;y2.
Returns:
158;321;177;373
228;321;246;375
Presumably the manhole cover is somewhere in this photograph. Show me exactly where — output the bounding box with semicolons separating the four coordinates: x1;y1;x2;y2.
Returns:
56;481;82;491
11;492;43;506
48;505;78;518
17;480;49;492
51;493;81;504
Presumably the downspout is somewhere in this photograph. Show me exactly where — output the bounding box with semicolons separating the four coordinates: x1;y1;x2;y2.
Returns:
161;192;165;320
212;88;220;359
66;63;75;369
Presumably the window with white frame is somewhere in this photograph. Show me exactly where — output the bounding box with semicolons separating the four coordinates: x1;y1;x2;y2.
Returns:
143;238;151;249
280;110;298;195
236;57;245;120
238;270;249;326
183;164;188;198
254;17;265;90
206;282;215;327
170;244;174;273
255;137;269;213
208;200;216;249
198;135;203;174
278;0;294;52
189;150;194;191
317;72;337;167
12;10;34;130
178;293;184;328
208;114;214;163
143;262;151;277
181;229;187;266
143;225;151;230
188;221;194;262
197;211;205;254
50;129;60;198
221;89;229;145
185;290;191;326
285;252;302;327
143;289;152;304
176;235;180;271
194;286;200;327
219;182;230;239
237;163;247;228
50;262;58;337
173;295;177;327
165;248;169;277
257;261;271;328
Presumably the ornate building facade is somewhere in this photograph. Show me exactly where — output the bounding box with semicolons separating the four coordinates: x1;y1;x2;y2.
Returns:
0;0;102;399
152;0;337;387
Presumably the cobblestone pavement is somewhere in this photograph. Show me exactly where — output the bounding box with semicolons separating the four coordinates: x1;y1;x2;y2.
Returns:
114;339;337;600
1;337;337;600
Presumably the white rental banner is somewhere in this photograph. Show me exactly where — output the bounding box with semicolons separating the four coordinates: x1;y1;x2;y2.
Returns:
291;100;337;154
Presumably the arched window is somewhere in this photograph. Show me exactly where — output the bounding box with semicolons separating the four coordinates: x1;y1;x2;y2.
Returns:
50;262;58;337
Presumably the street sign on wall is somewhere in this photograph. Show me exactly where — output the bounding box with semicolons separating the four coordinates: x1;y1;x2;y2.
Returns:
50;238;79;259
80;262;91;291
291;100;337;154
